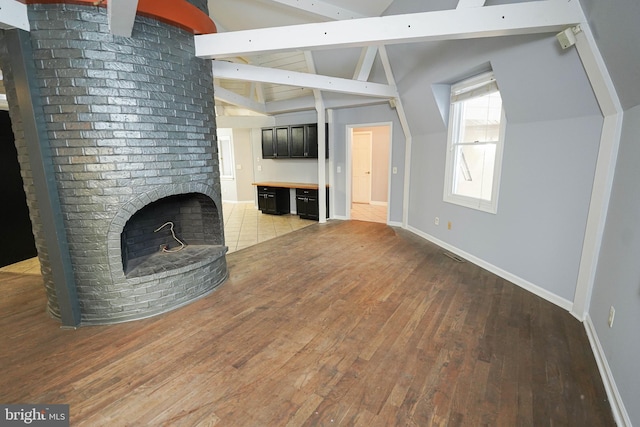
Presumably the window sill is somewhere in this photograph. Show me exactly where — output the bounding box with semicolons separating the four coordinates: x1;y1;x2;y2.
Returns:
444;194;497;214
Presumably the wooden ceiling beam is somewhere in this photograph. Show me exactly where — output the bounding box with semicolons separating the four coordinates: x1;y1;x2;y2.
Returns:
108;0;138;37
456;0;486;9
214;85;267;114
0;0;29;31
196;1;583;59
353;46;378;81
212;60;396;99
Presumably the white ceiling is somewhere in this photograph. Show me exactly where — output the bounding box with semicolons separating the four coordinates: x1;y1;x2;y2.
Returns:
1;1;588;117
207;0;394;31
206;0;397;116
203;0;584;119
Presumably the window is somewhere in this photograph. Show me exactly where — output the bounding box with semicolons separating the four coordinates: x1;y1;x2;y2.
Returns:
444;71;505;213
218;135;234;179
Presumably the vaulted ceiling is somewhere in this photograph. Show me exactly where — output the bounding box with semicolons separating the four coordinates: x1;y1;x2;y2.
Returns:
206;0;397;117
0;0;588;117
201;0;584;120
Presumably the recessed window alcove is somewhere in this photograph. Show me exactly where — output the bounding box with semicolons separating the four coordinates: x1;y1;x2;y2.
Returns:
121;193;226;278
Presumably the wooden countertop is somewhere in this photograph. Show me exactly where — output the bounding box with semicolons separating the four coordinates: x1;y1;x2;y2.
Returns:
252;182;329;190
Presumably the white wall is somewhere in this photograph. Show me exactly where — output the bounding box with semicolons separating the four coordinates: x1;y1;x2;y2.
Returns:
353;125;390;204
331;104;404;223
589;102;640;427
409;115;602;303
217;128;255;203
217;128;237;202
581;0;640;423
232;128;256;202
327;31;602;306
384;32;601;307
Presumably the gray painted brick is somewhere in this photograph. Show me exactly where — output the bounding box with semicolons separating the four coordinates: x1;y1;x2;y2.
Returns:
0;3;225;326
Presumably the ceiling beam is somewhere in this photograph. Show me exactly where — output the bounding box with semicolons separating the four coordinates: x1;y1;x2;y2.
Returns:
265;96;316;114
212;61;397;99
0;0;30;31
195;1;583;59
456;0;486;9
263;95;387;115
304;50;324;104
108;0;139;37
214;84;267;114
353;46;378;81
266;0;366;20
250;82;265;103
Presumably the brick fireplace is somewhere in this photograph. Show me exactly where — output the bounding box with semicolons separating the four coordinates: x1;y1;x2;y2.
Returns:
0;1;227;325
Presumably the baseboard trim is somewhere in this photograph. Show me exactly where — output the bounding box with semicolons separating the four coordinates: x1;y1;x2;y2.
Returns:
405;225;628;425
584;315;631;427
405;225;574;313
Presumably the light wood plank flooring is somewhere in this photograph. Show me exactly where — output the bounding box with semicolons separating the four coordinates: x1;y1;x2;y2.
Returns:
0;221;614;426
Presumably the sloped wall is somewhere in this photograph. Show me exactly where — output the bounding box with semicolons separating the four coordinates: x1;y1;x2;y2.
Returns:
332;32;602;305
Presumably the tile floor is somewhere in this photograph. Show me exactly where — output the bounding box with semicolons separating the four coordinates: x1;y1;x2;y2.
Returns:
222;203;317;253
222;202;388;253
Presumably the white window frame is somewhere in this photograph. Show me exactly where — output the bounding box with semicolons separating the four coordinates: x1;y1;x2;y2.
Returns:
443;71;506;214
218;134;235;180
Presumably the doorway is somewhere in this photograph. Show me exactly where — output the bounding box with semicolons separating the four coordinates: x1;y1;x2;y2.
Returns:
0;111;37;267
348;124;391;224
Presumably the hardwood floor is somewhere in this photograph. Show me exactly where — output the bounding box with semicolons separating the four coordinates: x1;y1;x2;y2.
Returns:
0;221;614;426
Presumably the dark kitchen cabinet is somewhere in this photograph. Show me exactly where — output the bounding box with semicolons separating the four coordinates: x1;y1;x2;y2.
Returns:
289;125;305;158
261;127;289;158
275;126;289;157
257;186;290;215
290;124;319;158
262;123;327;159
296;187;329;220
261;128;275;158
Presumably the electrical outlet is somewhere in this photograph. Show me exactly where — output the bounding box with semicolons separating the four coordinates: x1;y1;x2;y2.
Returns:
447;221;452;230
393;167;398;174
434;217;439;226
608;306;615;328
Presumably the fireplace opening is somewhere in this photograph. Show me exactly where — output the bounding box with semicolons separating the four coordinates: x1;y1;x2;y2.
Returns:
121;193;226;278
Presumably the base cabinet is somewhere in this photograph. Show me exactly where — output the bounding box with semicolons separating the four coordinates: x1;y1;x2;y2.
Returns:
296;188;329;220
257;186;290;215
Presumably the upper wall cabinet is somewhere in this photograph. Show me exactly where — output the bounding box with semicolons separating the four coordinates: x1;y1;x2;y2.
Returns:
261;128;275;158
262;123;327;159
275;126;290;158
290;124;317;158
262;127;290;158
